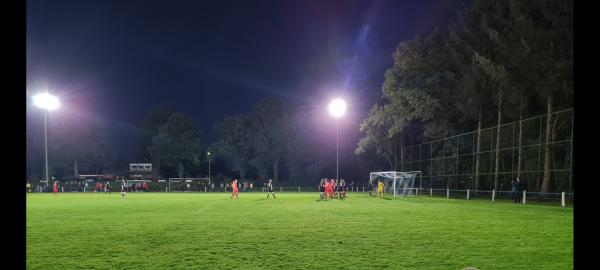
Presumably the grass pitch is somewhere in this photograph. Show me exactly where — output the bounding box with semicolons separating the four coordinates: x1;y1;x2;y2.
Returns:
26;192;572;269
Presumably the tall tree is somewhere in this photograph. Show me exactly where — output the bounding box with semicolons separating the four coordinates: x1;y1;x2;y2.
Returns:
248;98;295;183
50;118;114;178
148;112;203;178
214;115;254;181
357;0;572;193
139;107;176;162
355;104;395;169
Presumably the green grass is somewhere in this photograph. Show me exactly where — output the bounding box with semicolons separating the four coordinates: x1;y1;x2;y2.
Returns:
27;192;572;269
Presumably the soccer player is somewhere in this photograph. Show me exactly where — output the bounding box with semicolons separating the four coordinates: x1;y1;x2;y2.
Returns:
319;179;326;200
369;180;374;197
120;179;127;199
340;179;347;199
331;179;336;198
52;180;58;195
266;179;276;199
231;179;239;199
377;180;384;198
104;181;111;195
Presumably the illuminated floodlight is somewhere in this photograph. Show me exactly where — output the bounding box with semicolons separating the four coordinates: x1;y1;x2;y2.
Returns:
33;93;60;111
328;98;346;118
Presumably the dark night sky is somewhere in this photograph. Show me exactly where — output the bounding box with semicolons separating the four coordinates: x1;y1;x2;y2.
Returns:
26;0;471;177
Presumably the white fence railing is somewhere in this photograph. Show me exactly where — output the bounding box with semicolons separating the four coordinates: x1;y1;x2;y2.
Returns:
31;184;572;207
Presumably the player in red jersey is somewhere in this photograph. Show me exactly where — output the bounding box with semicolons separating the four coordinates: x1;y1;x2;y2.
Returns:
52;179;58;195
231;179;239;199
329;178;335;199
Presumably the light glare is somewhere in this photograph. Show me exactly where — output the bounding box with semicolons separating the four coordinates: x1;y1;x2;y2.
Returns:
328;98;346;118
33;93;60;111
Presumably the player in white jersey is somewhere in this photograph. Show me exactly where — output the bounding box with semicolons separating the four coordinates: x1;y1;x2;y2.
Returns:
105;181;111;195
266;179;276;199
121;180;127;198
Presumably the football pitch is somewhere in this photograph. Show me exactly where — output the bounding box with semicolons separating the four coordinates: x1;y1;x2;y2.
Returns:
26;192;572;269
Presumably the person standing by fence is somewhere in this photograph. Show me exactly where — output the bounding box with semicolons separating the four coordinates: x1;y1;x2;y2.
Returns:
512;177;521;203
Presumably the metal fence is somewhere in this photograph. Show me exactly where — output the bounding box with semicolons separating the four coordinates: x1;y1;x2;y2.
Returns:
398;108;573;194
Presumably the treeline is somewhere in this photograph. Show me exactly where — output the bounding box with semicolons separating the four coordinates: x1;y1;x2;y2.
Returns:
212;98;322;185
26;115;116;181
355;0;572;193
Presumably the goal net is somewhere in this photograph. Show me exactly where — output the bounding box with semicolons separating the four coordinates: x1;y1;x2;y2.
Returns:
124;180;149;192
168;178;210;192
369;171;421;198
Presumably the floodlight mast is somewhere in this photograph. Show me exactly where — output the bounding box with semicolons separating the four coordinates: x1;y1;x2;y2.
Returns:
329;98;346;181
33;93;60;188
207;151;211;184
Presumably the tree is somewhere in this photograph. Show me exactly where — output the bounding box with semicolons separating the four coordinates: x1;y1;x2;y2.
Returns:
357;29;466;186
214;115;254;181
519;0;573;193
50;118;114;178
139;107;176;162
247;98;295;183
284;115;323;185
355;104;396;169
356;0;572;193
468;0;573;193
148;112;203;178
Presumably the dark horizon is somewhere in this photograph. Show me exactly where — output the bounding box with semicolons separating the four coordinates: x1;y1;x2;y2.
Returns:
26;0;471;179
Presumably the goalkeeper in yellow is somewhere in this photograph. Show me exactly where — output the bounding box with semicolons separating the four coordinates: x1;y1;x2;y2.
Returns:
377;180;384;198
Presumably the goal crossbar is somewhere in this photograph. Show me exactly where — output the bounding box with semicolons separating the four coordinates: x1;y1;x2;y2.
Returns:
369;171;421;198
168;178;210;192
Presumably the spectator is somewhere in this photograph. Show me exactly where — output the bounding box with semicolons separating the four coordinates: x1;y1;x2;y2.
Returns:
512;177;522;203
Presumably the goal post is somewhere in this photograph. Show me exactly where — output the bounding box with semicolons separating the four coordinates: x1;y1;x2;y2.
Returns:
369;171;421;198
168;178;210;192
124;179;150;191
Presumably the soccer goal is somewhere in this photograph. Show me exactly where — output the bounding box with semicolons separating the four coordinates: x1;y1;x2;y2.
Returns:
124;179;149;192
369;171;421;198
168;178;210;192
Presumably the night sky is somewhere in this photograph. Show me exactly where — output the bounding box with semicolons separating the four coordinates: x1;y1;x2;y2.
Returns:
27;0;471;177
